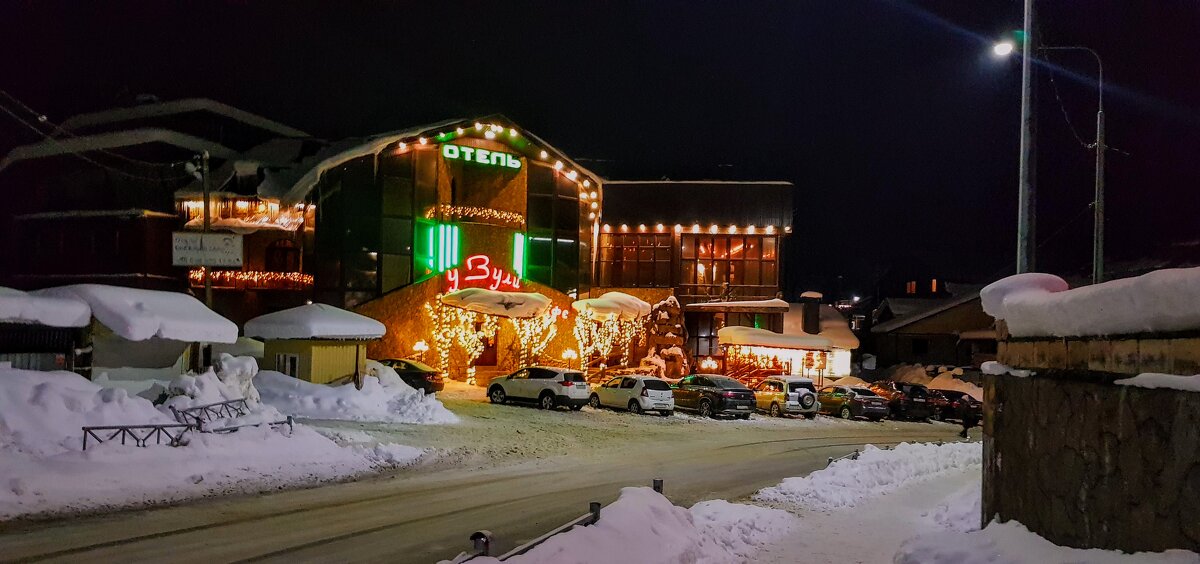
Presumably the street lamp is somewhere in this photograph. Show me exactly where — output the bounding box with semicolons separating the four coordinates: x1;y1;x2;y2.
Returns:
993;40;1106;284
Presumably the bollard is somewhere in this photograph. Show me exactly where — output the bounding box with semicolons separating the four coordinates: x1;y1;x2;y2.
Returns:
470;530;494;556
652;478;664;494
826;456;833;466
589;502;602;524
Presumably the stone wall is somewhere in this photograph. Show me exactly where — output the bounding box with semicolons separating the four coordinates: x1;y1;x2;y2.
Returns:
983;371;1200;552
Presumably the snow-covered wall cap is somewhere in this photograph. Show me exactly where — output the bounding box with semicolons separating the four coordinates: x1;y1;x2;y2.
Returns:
718;325;832;350
441;288;551;319
245;303;385;340
983;267;1200;338
799;291;824;300
39;284;238;343
0;287;91;328
572;292;651;321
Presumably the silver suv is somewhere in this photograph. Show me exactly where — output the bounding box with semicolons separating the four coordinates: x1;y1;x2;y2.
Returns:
488;366;590;410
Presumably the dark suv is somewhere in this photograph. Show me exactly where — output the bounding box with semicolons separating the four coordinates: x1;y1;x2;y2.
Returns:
672;375;756;419
868;381;937;421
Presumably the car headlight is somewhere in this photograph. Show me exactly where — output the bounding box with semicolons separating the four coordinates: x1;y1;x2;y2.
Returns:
801;394;815;408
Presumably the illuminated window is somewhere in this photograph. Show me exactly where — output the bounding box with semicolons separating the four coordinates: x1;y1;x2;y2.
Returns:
598;232;671;287
931;278;938;293
678;234;780;300
906;281;917;294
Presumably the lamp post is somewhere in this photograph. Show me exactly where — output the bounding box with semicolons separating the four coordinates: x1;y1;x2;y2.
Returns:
994;38;1106;284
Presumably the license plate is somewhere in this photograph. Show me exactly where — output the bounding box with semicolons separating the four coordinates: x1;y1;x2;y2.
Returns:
913;398;926;402
655;403;669;408
735;405;749;410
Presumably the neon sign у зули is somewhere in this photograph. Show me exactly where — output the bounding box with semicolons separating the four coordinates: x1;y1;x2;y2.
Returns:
445;254;522;292
442;144;522;170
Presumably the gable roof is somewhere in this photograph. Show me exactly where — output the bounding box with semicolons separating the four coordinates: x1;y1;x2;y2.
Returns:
58;98;309;138
870;291;982;334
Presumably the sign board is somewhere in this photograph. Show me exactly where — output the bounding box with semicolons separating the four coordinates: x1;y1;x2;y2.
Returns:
441;144;522;170
172;232;243;267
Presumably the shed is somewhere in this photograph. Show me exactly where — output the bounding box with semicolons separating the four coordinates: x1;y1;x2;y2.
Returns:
0;287;92;371
245;303;385;384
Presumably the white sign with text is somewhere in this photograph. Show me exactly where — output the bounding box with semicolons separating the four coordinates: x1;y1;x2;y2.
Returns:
172;232;243;267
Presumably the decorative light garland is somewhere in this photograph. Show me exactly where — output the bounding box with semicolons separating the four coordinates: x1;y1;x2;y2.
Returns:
509;310;558;367
181;199;309;232
424;293;499;379
424;204;525;228
188;269;313;289
573;312;646;374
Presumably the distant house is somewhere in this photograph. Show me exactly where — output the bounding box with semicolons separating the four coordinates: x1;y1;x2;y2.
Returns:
0;287;92;371
245;303;385;384
869;289;995;368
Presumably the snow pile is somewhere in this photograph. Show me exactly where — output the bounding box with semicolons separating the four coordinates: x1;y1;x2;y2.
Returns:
889;364;983;401
928;371;984;401
718;325;831;350
924;481;982;533
0;368;174;456
0;365;424;518
256;370;459;424
441;288;552;318
754;442;982;511
39;284;237;343
0;286;91;327
1114;373;1200;393
457;487;797;564
982;268;1200;338
244;303;385;340
981;361;1032;378
830;375;872;387
895;521;1200;564
572;292;651;321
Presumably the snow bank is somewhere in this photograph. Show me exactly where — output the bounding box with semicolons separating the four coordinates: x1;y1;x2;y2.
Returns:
39;284;237;343
244;303;384;340
572;292;651;321
981;361;1032;378
0;366;425;518
928;372;984;401
1114;373;1200;393
256;370;459;424
754;442;983;511
456;487;797;564
982;268;1200;338
0;286;91;327
896;520;1200;564
441;288;551;318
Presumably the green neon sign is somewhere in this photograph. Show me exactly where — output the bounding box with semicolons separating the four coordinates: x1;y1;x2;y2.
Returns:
441;144;522;170
422;222;461;274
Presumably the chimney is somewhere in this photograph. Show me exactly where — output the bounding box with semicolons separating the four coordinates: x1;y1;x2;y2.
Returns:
799;291;823;335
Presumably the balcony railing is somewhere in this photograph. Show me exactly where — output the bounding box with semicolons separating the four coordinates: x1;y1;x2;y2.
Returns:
675;284;779;304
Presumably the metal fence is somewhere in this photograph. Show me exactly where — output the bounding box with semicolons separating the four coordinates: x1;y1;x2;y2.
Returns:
82;398;294;451
169;398;251;427
82;423;194;451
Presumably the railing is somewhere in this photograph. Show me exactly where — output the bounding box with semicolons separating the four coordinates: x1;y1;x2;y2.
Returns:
170;398;250;427
82;424;194;451
451;479;665;562
676;284;779;303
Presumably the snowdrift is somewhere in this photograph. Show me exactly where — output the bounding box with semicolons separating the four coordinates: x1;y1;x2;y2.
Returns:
256;368;459;424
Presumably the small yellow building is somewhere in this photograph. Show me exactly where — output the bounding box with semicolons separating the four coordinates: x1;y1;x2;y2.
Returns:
244;303;385;384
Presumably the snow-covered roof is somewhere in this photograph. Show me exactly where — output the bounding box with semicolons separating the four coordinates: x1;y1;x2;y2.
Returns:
686;298;790;312
799;291;824;299
58;98;309;138
441;288;552;319
982;268;1200;338
244;303;385;340
0;128;238;172
718;326;832;350
39;284;237;343
573;292;652;321
0;287;91;328
782;304;860;349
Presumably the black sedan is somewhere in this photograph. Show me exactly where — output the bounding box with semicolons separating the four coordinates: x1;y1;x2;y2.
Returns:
672;374;756;419
378;358;446;393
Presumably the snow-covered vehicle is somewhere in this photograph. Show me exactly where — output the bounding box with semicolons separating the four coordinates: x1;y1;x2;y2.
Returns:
752;376;820;418
588;375;675;416
488;366;590;411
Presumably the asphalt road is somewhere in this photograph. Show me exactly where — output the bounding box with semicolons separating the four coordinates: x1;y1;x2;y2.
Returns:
0;386;962;564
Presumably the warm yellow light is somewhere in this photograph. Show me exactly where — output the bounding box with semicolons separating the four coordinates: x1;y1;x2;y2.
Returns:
413;340;429;353
747;225;757;234
602;224;612;232
583;179;591;188
655;223;664;232
692;224;701;233
398;142;407;151
588;212;596;219
554;161;564;171
485;130;496;140
637;224;646;232
474;122;483;130
419;137;428;145
765;225;776;234
540;150;549;159
580;192;589;200
709;224;719;234
562;348;578;360
590;201;599;210
509;128;518;137
456;127;464;134
235;200;250;210
784;226;792;233
566;170;578;180
727;225;737;234
619;224;629;232
674;224;683;233
590;191;598;199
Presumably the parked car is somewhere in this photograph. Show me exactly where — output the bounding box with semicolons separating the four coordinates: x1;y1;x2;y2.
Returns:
487;366;589;410
927;389;952;421
672;374;756;419
868;381;937;421
933;389;982;422
816;385;889;421
377;358;445;393
589;375;675;415
753;376;820;418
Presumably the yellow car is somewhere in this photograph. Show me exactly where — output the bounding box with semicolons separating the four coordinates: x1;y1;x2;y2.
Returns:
753;376;820;418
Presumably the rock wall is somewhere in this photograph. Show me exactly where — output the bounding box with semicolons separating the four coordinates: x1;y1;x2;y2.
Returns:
983;372;1200;552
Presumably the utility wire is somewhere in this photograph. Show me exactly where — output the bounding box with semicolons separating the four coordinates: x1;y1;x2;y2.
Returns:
0;101;195;181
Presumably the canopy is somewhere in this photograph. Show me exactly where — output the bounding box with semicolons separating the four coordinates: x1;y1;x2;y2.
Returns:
245;303;385;340
572;291;651;321
441;288;552;319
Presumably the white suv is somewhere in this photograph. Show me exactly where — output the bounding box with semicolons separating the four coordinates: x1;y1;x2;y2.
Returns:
588;375;675;416
488;366;590;410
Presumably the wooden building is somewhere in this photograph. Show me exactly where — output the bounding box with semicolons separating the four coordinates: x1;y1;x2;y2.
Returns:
245;303;385;384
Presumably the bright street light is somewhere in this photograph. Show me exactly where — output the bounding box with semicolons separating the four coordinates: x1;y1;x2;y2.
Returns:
993;41;1015;57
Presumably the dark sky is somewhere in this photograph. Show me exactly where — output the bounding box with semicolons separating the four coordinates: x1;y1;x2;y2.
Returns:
2;1;1198;299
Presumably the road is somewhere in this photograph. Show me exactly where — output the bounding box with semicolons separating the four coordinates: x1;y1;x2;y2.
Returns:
0;384;962;563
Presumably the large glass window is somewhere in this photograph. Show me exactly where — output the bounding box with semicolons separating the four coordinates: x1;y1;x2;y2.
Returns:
678;234;780;300
597;232;671;287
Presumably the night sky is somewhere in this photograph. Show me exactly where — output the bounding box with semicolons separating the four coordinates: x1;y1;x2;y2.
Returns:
3;1;1197;299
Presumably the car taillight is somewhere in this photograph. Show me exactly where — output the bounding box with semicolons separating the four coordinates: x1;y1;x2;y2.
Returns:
561;380;576;387
722;391;736;397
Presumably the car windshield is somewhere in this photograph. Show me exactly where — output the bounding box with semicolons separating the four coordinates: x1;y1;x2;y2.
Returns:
850;387;877;396
711;377;747;389
642;379;671;391
561;372;586;383
789;382;815;393
401;359;436;372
